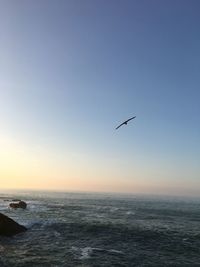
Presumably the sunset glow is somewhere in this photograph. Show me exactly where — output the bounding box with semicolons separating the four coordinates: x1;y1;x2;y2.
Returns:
0;1;200;196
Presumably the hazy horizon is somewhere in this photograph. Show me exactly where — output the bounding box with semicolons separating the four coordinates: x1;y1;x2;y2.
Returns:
0;1;200;196
1;187;200;200
1;182;200;199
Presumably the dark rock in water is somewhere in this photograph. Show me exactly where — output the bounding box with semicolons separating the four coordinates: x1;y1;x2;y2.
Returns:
9;201;27;209
0;213;27;237
1;197;11;202
12;199;21;202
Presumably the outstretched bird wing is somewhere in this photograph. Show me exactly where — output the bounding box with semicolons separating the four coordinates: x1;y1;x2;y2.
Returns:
125;116;136;123
115;116;136;130
115;122;125;130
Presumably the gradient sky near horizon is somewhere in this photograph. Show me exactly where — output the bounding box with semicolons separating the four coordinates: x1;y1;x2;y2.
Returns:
0;0;200;196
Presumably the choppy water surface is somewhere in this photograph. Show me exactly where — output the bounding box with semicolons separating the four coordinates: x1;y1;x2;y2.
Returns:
0;191;200;266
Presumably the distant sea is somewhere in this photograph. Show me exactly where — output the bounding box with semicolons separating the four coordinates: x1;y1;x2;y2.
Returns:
0;190;200;267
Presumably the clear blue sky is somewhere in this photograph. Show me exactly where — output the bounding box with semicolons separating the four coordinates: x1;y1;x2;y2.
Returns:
0;0;199;196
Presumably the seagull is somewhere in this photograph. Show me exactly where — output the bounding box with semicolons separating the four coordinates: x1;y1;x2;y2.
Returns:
115;116;136;130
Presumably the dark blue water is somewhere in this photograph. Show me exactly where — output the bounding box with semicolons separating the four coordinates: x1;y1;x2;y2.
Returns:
0;191;200;266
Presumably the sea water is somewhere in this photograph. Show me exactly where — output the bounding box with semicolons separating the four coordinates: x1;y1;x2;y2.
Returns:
0;191;200;266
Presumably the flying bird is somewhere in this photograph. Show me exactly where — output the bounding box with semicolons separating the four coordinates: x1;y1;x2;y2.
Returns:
115;116;136;130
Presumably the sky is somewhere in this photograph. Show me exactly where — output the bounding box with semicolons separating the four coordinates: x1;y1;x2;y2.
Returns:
0;0;200;196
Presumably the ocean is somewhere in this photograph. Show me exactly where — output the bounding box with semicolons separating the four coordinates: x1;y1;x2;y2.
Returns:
0;191;200;267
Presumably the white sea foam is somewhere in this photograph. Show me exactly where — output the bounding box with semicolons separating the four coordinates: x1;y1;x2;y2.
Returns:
71;246;91;259
108;249;124;255
28;202;49;212
79;247;93;259
71;246;124;260
110;207;119;212
126;211;135;215
24;219;43;228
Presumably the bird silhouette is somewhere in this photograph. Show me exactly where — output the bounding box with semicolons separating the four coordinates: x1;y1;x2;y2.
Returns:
115;116;136;130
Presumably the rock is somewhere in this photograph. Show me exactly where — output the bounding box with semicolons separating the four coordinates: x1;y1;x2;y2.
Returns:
9;201;27;209
18;201;27;209
0;213;27;236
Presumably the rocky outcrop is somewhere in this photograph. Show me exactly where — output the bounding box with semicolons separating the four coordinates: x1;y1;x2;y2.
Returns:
0;213;27;236
9;201;27;209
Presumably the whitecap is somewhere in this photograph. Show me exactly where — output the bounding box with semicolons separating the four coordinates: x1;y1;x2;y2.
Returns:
24;219;43;228
79;247;93;259
110;207;119;212
108;249;124;255
71;246;93;260
71;246;124;260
